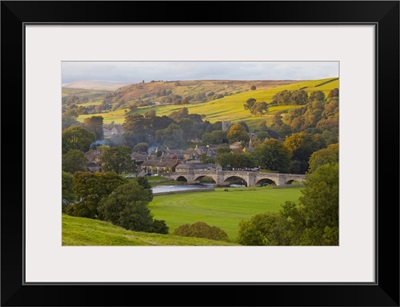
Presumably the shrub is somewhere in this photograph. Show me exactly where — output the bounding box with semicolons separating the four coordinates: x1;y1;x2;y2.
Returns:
150;220;169;234
65;198;97;219
173;222;229;241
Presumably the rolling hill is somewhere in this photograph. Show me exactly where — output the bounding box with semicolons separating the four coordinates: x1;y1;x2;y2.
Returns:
76;77;339;129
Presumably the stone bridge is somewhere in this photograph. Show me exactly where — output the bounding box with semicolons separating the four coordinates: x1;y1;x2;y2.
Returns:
164;170;305;187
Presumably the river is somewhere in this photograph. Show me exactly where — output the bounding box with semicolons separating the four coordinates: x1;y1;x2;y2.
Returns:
152;183;245;195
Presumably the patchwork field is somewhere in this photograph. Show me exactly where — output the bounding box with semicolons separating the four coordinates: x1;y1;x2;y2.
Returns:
76;77;339;127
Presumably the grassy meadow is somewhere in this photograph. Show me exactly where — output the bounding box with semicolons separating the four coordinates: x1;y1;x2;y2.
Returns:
62;214;236;246
62;186;302;245
149;186;302;242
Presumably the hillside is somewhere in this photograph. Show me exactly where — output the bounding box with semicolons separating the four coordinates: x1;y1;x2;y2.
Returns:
77;77;339;128
63;81;131;91
62;214;236;246
113;79;299;105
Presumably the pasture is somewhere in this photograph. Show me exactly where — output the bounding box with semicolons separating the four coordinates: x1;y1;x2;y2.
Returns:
149;186;303;242
62;214;236;246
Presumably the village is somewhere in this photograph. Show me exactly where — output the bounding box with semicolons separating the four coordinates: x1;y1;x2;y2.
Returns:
85;122;257;177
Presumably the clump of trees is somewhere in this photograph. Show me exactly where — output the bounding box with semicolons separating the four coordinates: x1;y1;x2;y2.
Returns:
271;89;309;106
62;149;87;174
98;181;168;234
83;116;104;140
66;171;126;218
99;145;137;174
173;222;229;241
243;98;268;116
64;173;169;234
227;123;250;144
62;126;96;154
238;162;339;246
269;88;339;139
253;138;292;172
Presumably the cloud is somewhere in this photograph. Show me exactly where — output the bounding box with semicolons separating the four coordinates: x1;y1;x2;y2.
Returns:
62;61;338;85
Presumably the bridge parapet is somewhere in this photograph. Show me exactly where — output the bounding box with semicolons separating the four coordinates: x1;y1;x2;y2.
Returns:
164;170;305;187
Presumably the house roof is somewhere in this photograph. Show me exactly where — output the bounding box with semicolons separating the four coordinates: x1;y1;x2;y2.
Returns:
111;125;123;134
141;159;179;168
87;162;100;168
131;152;149;161
176;163;216;170
85;149;102;162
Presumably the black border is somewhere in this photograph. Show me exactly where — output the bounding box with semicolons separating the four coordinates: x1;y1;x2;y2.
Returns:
1;1;399;306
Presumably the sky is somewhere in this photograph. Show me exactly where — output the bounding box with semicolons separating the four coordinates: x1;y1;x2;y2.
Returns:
62;61;338;85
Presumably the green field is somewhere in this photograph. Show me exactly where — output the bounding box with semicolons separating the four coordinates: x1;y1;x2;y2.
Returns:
62;214;236;246
149;186;302;242
77;77;339;126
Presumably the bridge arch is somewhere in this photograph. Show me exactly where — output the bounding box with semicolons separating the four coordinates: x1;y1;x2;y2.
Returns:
224;175;247;187
176;176;188;183
194;175;217;184
255;178;277;186
285;177;304;185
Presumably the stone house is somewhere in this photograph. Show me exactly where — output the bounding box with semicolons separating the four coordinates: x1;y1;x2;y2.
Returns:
141;159;180;174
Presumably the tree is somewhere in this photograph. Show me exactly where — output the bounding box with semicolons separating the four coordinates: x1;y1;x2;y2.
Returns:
237;163;338;246
250;101;268;116
308;143;339;173
216;145;231;155
238;121;250;133
200;153;215;164
254;138;291;172
327;88;339;98
179;118;195;141
133;142;149;153
144;110;156;119
298;163;339;245
62;126;96;154
272;90;292;105
135;176;153;202
216;152;254;169
210;130;228;144
98;181;153;231
169;107;189;121
98;181;167;233
284;132;323;173
289;90;308;105
227;124;250;144
309;90;326;102
238;212;290;245
155;123;185;148
83;116;104;140
62;149;87;174
100;145;137;174
243;98;256;110
320;128;339;146
62;113;80;131
202;132;214;145
62;171;75;210
71;171;127;215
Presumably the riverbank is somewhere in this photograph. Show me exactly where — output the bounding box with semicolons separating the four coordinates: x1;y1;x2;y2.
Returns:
152;186;215;195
